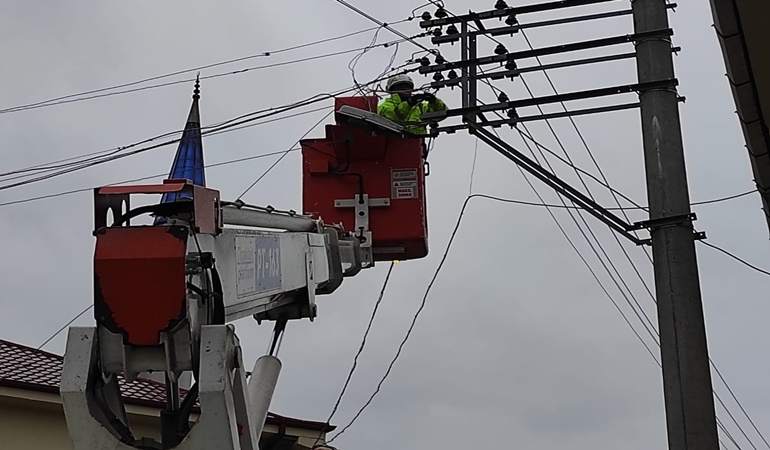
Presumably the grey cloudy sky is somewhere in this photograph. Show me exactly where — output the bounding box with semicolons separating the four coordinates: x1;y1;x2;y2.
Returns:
0;1;767;449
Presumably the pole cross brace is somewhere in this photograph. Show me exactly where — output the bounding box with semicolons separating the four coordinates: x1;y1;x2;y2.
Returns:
630;213;707;246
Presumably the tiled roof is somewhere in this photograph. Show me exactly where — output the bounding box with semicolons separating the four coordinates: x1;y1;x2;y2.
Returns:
0;339;333;432
0;338;170;406
0;339;62;390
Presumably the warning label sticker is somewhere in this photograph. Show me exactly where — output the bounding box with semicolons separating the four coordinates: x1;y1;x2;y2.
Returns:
392;170;418;180
391;169;418;200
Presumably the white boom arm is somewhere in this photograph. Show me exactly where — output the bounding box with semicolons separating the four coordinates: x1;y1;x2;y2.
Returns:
61;181;365;450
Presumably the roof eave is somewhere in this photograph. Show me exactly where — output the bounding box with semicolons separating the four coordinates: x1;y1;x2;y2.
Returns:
709;0;770;234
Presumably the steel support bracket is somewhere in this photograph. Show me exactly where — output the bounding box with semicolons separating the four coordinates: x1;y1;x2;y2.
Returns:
334;195;390;243
636;231;707;246
335;195;390;267
631;213;706;246
630;212;696;231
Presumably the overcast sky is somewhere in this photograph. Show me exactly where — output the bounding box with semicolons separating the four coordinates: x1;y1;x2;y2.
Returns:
0;1;768;449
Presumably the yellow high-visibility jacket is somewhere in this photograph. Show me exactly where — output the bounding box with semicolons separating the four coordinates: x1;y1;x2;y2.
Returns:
377;93;447;135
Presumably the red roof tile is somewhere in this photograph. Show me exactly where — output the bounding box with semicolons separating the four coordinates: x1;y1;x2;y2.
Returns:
0;339;333;432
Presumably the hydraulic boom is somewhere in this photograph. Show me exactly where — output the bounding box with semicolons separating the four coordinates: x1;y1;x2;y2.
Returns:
61;180;364;450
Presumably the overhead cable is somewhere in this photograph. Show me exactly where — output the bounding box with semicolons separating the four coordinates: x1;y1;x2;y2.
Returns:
0;104;352;209
0;47;423;184
0;95;339;181
0;36;421;116
0;65;421;193
33;113;342;352
38;304;93;350
475;18;763;446
0;21;417;115
513;75;659;335
326;187;661;443
312;262;396;450
327;192;469;444
699;241;770;278
334;0;438;55
516;125;660;342
0;148;298;209
237;110;334;199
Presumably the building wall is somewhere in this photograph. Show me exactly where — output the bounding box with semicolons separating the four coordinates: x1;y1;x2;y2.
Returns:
0;388;163;450
0;395;74;450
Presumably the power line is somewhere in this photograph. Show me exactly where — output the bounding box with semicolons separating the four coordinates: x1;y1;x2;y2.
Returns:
0;106;339;208
327;193;471;444
0;100;329;185
486;70;659;340
720;420;746;450
441;4;643;234
314;190;752;449
516;120;659;338
33;113;344;352
349;27;386;100
469;137;479;195
237;110;334;199
513;99;761;450
0;22;418;116
514;128;764;449
326;183;665;442
1;176;753;213
519;29;642;221
699;241;770;277
475;27;661;336
512;126;770;450
0;104;315;191
714;390;761;450
475;20;763;446
480;107;646;210
515;124;661;344
325;130;479;443
334;0;437;56
0;96;332;182
337;191;754;450
38;304;93;350
481;59;660;346
0;93;752;210
712;362;770;449
347;23;403;110
0;66;421;193
693;190;756;206
327;5;760;446
517;29;657;270
0;38;418;116
0;149;300;209
312;262;396;450
324;126;659;440
0;51;422;188
482;123;751;448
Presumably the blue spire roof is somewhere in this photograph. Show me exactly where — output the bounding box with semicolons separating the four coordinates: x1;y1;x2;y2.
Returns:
154;78;205;224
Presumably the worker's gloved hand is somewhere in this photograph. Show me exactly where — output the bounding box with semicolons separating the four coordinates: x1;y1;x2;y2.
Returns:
408;93;434;105
407;95;422;106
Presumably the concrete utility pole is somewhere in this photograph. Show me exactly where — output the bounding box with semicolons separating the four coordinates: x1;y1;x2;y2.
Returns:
633;1;720;449
417;1;720;447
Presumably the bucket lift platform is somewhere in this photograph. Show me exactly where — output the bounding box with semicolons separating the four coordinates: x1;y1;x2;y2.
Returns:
301;96;430;264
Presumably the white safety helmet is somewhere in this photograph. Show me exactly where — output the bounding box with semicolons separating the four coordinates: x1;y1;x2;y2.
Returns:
386;74;414;92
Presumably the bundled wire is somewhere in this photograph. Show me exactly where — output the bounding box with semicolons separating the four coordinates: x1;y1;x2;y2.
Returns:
0;61;423;193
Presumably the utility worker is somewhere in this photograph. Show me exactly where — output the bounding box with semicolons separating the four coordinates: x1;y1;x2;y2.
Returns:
378;75;447;135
